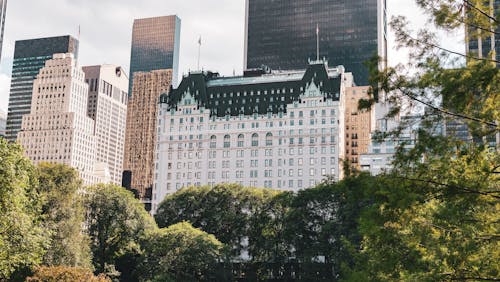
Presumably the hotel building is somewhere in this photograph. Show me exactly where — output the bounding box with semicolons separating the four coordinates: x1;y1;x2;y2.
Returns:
152;61;352;213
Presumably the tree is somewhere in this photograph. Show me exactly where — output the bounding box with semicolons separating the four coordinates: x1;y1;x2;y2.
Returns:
346;0;500;280
36;163;91;268
155;184;281;259
0;138;47;280
26;266;110;282
83;184;156;277
247;191;294;263
139;222;225;281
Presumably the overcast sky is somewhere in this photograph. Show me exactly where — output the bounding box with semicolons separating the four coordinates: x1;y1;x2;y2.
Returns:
0;0;464;113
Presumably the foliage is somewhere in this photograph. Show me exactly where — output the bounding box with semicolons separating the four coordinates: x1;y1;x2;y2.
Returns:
345;0;500;280
139;222;225;282
83;184;157;276
285;174;376;279
0;138;47;280
26;266;110;282
155;184;281;259
36;163;92;268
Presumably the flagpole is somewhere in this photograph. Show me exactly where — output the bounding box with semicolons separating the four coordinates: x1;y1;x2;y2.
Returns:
197;36;201;70
316;23;319;61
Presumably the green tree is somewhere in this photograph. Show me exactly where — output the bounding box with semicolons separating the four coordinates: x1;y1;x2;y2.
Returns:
36;163;91;268
84;184;156;277
155;184;281;259
0;138;47;280
346;0;500;280
248;191;294;263
26;266;110;282
139;222;225;282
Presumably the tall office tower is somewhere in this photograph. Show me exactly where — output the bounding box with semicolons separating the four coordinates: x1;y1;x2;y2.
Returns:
6;35;79;141
244;0;387;85
124;69;173;203
466;0;500;62
129;15;180;93
0;0;7;62
83;65;129;185
18;53;97;185
463;0;499;148
344;86;374;168
152;62;351;213
0;109;6;137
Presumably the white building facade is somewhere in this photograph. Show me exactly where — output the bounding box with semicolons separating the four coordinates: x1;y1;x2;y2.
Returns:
83;65;128;185
152;62;352;212
18;53;97;185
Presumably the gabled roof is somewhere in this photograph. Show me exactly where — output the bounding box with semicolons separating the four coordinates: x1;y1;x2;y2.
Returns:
162;62;342;117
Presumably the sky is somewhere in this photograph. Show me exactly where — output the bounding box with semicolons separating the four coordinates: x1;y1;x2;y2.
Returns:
0;0;465;113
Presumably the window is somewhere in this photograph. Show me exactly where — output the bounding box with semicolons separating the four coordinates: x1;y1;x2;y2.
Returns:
252;133;259;147
310;168;316;176
238;134;244;147
223;135;231;148
266;132;273;146
210;135;217;148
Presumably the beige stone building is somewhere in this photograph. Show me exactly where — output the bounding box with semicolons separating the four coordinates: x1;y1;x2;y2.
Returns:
83;65;128;185
124;69;172;199
18;53;97;185
344;86;374;169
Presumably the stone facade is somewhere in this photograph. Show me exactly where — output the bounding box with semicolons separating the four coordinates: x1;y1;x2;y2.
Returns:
18;53;97;185
152;62;351;213
83;65;129;185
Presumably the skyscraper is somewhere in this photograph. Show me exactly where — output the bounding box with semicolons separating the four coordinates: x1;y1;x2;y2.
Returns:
83;65;129;185
466;0;500;62
124;69;173;204
18;53;97;185
244;0;387;85
6;35;79;141
0;0;7;62
129;15;180;93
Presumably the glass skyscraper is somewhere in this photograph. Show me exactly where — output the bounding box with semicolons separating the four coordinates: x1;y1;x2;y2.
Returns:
5;35;79;141
244;0;387;85
466;0;500;62
129;15;181;94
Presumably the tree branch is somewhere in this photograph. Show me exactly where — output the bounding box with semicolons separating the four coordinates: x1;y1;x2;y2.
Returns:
399;87;499;129
393;176;500;199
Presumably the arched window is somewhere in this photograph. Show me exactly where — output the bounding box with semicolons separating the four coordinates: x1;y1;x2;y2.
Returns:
237;134;244;147
252;133;259;147
266;132;273;146
210;135;217;148
224;135;231;148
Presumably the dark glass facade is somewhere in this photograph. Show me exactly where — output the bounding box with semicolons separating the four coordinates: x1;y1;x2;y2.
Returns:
129;15;181;95
6;35;79;141
245;0;386;85
467;0;500;63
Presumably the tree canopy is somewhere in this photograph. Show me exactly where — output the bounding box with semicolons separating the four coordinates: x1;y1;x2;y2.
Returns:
0;138;46;280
